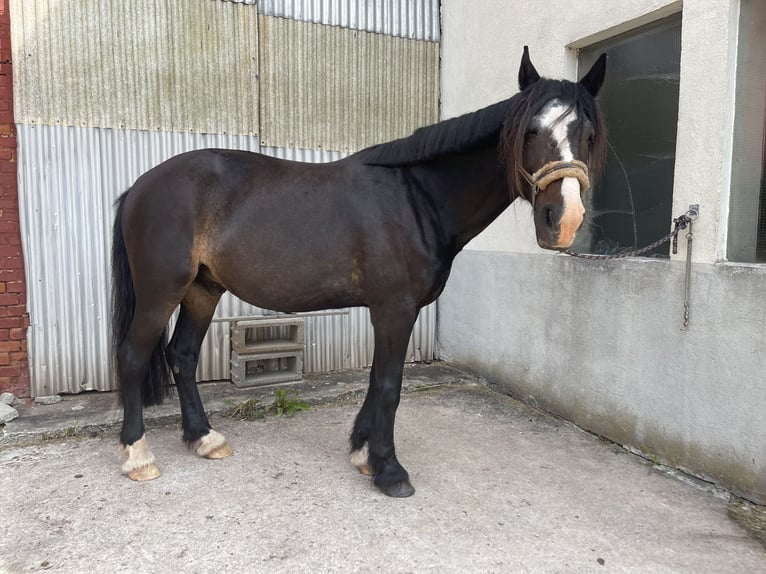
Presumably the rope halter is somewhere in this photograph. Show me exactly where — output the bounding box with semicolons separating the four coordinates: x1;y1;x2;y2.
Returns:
518;160;590;207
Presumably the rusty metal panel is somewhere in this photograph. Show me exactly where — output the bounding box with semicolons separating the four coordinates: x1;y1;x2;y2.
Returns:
258;0;441;41
10;0;259;135
258;15;439;152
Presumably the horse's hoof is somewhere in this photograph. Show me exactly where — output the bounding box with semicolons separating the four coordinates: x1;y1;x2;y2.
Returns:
126;463;161;482
357;464;372;476
205;442;233;460
120;435;159;480
194;429;232;459
378;479;416;498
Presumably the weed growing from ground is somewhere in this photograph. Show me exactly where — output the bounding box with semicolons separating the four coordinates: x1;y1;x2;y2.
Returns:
229;389;309;421
268;388;308;417
228;397;265;421
63;420;81;437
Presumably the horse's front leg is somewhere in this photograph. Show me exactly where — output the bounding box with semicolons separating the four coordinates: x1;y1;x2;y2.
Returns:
354;305;418;497
350;356;376;476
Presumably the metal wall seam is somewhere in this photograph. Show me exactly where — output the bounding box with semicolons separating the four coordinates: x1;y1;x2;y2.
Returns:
10;0;260;135
258;0;441;41
258;15;439;152
17;124;436;393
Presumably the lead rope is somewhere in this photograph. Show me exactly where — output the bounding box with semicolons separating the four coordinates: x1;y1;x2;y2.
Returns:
564;209;695;260
681;219;693;331
566;206;699;329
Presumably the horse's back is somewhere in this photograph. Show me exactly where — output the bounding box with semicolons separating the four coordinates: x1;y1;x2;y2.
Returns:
120;148;445;312
122;148;354;245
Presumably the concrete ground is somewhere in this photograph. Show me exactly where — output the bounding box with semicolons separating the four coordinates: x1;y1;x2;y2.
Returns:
0;364;764;574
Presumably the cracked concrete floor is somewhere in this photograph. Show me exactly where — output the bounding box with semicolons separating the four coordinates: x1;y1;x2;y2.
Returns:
1;382;764;573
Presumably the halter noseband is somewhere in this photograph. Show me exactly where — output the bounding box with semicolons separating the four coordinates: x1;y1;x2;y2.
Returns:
518;160;590;206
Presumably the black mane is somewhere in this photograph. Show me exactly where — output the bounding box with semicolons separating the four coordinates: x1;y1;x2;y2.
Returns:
353;77;605;173
353;98;512;167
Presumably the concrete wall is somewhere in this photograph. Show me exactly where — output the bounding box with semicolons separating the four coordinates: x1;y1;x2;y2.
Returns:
437;0;766;503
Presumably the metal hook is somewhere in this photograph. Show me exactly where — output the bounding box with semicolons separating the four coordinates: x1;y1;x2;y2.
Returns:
686;204;699;221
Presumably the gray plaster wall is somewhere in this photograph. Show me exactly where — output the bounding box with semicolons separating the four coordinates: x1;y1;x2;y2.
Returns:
436;0;765;506
437;251;766;504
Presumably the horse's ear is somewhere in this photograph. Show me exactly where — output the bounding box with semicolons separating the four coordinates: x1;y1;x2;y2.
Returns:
518;46;541;91
579;53;607;97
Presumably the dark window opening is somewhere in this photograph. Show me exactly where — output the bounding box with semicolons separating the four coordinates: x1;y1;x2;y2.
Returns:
572;14;682;258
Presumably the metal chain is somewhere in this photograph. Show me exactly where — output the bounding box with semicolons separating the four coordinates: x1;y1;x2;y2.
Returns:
564;207;699;330
564;212;694;260
681;221;694;330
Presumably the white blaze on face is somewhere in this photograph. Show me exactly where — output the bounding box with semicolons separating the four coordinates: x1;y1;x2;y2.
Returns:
538;100;585;246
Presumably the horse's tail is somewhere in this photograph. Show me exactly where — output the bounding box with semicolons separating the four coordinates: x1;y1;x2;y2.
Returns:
111;191;172;407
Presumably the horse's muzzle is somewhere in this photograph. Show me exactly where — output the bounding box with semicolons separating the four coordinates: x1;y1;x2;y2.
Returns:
521;161;589;250
534;177;586;250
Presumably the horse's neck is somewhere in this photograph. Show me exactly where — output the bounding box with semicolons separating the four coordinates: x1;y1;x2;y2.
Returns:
413;142;513;255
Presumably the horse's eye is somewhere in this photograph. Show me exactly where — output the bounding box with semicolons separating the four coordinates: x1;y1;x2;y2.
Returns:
525;129;538;141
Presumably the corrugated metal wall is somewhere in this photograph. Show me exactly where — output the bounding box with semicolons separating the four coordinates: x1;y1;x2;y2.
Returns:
258;0;440;40
12;0;260;135
12;0;440;396
258;15;439;151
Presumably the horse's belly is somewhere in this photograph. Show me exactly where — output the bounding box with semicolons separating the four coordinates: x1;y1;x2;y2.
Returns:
212;259;365;313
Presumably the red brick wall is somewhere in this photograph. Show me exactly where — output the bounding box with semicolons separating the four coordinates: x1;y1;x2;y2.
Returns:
0;0;29;398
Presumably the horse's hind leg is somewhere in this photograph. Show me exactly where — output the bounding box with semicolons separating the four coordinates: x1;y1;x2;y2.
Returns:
117;305;177;481
166;282;232;459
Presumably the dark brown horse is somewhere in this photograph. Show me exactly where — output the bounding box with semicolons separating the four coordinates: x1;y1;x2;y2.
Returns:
112;47;606;497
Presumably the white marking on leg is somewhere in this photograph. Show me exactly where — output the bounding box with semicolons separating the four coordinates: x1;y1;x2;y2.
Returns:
193;429;227;457
118;434;155;474
350;443;371;474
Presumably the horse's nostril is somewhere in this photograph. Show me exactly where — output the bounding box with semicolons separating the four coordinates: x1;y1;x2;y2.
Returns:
545;207;555;228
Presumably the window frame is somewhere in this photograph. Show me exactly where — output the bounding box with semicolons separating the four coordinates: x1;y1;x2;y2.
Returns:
725;0;766;264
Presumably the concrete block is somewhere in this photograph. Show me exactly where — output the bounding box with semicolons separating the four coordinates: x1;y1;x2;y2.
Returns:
231;317;305;354
0;401;18;423
230;349;303;388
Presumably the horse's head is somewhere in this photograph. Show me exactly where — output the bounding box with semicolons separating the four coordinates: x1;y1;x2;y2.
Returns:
501;47;607;250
